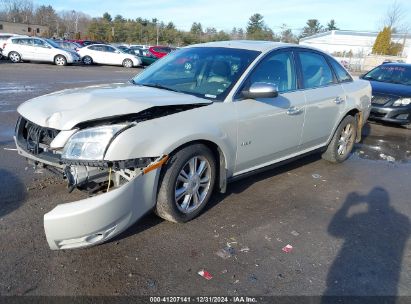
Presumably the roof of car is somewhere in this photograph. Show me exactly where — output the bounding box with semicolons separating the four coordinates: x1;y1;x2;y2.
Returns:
188;40;300;52
381;62;411;67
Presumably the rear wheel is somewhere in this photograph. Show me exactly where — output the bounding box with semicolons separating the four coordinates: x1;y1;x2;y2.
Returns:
82;56;93;65
54;55;67;66
155;144;216;223
322;115;357;163
9;51;21;63
122;59;133;68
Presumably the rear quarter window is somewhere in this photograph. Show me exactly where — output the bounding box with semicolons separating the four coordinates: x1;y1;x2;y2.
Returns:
329;57;353;83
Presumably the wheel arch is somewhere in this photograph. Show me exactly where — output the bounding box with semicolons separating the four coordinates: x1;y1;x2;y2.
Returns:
327;108;362;146
343;108;363;143
54;54;67;64
166;139;229;193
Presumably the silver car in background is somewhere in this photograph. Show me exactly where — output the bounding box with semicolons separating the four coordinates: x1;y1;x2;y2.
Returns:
2;36;80;65
14;41;371;250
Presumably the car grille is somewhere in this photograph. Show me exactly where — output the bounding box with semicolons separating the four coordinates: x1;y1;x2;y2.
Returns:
371;95;391;105
16;116;61;157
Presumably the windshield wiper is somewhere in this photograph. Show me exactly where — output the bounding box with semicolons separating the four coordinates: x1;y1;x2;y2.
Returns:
141;83;181;93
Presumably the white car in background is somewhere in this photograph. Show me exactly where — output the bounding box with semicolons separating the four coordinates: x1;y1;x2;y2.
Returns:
78;44;142;68
0;33;22;60
2;36;80;65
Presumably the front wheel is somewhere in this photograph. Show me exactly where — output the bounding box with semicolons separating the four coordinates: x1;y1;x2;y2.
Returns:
322;115;357;163
82;56;93;65
155;144;216;223
54;55;67;66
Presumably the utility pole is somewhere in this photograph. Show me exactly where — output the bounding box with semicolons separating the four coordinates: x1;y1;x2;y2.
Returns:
156;22;159;45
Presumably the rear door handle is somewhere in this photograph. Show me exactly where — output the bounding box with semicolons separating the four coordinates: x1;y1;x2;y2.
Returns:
287;106;303;115
334;96;345;104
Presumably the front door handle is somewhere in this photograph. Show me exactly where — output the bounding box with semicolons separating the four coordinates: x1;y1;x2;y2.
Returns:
334;96;345;104
287;106;303;115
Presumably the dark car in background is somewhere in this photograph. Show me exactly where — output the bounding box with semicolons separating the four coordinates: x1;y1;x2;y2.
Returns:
66;39;101;47
362;63;411;128
137;50;158;66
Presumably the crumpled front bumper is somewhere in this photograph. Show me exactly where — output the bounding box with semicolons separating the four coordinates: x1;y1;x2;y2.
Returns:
44;170;160;250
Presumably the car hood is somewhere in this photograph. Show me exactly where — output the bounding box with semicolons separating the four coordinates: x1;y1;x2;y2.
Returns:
17;83;212;130
369;80;411;98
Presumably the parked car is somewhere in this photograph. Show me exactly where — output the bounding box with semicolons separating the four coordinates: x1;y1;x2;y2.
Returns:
78;44;142;68
148;45;176;58
2;36;81;66
361;63;411;128
137;50;158;66
14;41;371;250
66;39;101;47
46;39;82;52
116;46;136;55
0;33;22;60
130;44;149;50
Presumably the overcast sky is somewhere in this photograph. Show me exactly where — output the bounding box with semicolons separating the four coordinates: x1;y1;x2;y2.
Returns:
35;0;411;32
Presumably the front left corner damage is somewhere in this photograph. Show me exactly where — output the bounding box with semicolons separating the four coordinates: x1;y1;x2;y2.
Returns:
44;169;161;250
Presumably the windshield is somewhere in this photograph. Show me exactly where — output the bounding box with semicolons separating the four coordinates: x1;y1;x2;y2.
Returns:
132;47;260;101
364;65;411;85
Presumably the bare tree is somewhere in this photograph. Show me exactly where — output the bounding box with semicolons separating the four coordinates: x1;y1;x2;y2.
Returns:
0;0;34;23
382;0;409;32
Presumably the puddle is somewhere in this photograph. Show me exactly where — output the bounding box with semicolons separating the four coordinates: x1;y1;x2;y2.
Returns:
354;134;411;163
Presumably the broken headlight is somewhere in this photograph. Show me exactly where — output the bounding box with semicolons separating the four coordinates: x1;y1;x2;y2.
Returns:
62;124;129;161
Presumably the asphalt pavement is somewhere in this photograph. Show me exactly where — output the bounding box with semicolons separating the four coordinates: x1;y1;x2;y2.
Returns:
0;61;410;298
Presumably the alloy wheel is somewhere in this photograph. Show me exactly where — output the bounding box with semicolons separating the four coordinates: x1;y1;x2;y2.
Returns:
337;123;355;156
174;156;212;214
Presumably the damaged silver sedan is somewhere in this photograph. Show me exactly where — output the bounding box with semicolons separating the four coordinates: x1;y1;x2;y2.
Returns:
14;41;371;250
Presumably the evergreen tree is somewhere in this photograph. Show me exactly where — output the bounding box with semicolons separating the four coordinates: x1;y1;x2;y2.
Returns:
372;27;391;55
326;19;339;31
300;19;323;38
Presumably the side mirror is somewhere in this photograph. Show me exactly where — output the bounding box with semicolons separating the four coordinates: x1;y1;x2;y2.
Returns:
241;82;279;99
115;50;120;54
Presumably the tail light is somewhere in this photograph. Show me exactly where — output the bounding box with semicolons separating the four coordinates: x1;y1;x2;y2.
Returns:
75;48;79;52
2;43;6;49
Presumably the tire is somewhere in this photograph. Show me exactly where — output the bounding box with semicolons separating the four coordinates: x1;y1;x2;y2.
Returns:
155;144;217;223
122;59;133;68
82;56;93;65
9;51;21;63
322;115;357;163
54;55;67;66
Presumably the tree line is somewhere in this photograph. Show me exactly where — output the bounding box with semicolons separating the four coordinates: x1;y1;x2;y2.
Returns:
0;0;341;45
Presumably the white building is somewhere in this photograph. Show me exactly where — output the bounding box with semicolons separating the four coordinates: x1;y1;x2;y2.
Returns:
299;30;411;63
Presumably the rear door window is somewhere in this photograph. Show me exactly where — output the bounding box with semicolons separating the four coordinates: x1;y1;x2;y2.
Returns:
33;39;47;48
298;51;335;89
